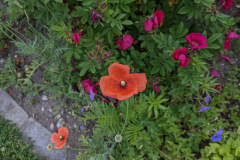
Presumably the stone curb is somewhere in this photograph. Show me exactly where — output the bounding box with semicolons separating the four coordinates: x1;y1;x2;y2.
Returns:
0;89;69;160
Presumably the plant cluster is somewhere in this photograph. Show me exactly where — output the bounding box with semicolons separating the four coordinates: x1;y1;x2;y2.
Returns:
0;0;240;159
0;116;40;160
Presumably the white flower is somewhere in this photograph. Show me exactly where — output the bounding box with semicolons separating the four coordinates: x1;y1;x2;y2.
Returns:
115;134;122;142
1;147;5;151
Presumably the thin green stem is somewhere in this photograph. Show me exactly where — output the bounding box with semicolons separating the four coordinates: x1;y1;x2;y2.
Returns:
121;99;129;135
151;144;172;159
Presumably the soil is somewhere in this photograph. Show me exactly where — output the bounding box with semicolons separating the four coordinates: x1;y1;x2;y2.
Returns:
0;0;240;159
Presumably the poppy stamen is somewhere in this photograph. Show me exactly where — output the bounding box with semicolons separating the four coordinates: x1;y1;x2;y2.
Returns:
59;136;64;140
120;81;126;88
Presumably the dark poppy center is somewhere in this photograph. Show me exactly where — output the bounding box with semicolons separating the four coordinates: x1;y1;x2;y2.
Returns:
120;81;126;88
59;136;64;140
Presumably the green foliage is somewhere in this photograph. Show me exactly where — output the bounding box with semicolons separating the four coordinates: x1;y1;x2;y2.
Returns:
199;127;240;160
0;116;40;159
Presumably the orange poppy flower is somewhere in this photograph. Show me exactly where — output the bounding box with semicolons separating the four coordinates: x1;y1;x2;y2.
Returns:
50;127;69;149
99;63;147;100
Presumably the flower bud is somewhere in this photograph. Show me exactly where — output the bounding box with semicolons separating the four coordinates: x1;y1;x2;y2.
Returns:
95;47;98;51
95;40;98;45
99;42;103;47
96;0;99;6
101;2;107;9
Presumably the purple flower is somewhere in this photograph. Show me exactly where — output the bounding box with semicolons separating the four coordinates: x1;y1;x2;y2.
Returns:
206;94;209;105
211;134;222;141
199;107;211;113
91;12;98;23
216;127;223;134
90;89;94;101
81;107;84;113
80;125;84;130
109;97;113;101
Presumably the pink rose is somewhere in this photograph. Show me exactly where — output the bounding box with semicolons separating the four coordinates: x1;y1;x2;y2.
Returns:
210;70;218;77
219;55;230;61
172;47;190;67
221;0;233;10
224;30;240;50
185;33;208;50
72;31;81;44
81;78;98;93
144;9;164;32
116;35;133;50
144;19;153;31
154;10;164;24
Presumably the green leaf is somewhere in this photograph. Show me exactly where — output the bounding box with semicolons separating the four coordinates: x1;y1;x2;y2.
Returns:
108;0;119;3
152;35;164;44
87;26;93;39
90;63;96;73
107;31;113;44
50;25;63;31
41;0;50;5
80;66;89;76
115;14;126;20
83;0;94;5
122;20;133;25
207;44;220;49
178;6;189;14
54;0;63;2
111;20;117;28
236;146;240;157
207;33;222;44
120;4;130;12
151;66;160;74
123;0;135;4
159;67;165;76
210;143;220;153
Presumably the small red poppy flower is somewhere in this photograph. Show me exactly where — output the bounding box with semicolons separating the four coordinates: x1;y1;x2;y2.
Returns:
219;55;230;61
172;47;190;67
99;63;147;100
72;31;81;44
185;33;208;50
50;127;69;149
116;35;133;50
214;84;223;90
210;70;218;77
81;78;98;94
221;0;233;10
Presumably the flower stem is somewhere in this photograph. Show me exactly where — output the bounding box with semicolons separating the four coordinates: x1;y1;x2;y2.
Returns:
150;144;172;160
121;99;129;135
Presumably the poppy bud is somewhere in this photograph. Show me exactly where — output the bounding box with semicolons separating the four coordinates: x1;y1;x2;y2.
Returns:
101;2;107;9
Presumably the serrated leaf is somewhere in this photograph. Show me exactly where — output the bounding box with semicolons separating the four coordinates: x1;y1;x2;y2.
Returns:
122;20;133;25
207;33;222;44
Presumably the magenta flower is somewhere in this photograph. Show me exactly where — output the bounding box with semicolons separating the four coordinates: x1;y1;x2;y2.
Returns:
72;31;81;44
144;19;153;32
219;55;230;61
116;35;133;50
144;10;164;32
81;78;98;93
224;30;240;50
172;47;190;67
91;12;98;23
152;84;160;92
214;84;223;90
221;0;233;10
210;70;218;77
185;33;208;50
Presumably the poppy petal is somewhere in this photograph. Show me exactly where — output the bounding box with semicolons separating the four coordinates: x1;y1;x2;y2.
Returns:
58;127;69;140
54;141;66;149
99;76;119;99
108;63;130;82
50;132;61;143
128;73;147;92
